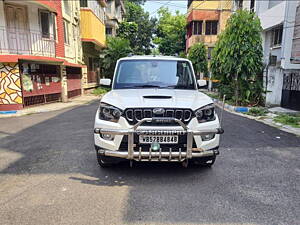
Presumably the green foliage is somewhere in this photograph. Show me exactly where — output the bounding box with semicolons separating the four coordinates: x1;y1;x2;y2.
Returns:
119;1;156;55
179;51;187;58
102;37;132;79
245;107;268;117
211;10;264;106
154;8;186;55
92;87;111;96
117;22;138;48
188;42;208;76
125;0;145;5
274;114;300;128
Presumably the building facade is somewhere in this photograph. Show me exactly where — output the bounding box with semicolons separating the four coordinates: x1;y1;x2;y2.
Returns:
186;0;232;54
0;0;84;111
80;0;107;89
236;0;300;110
105;0;126;37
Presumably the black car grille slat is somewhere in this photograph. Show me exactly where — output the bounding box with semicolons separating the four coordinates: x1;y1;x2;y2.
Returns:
123;108;194;125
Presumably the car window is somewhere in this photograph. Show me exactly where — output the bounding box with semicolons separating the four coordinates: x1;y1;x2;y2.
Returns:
114;60;196;89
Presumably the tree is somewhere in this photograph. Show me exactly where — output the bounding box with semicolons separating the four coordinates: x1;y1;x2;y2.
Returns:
118;1;156;55
211;10;263;106
188;43;208;77
117;21;138;48
154;8;186;55
102;37;132;79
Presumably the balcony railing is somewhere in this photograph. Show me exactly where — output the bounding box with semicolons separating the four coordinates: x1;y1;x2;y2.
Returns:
0;27;55;57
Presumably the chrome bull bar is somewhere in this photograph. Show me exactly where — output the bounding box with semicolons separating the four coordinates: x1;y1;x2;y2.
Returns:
94;117;224;162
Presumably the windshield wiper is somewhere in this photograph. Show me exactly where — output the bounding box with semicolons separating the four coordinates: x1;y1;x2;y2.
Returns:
163;85;192;89
132;84;162;88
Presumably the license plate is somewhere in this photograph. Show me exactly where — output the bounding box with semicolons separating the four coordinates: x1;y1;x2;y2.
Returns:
139;135;178;144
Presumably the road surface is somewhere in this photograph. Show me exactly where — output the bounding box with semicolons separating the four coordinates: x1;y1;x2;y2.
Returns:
0;101;299;225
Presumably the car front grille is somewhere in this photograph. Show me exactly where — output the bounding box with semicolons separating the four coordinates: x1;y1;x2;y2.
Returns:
123;108;194;125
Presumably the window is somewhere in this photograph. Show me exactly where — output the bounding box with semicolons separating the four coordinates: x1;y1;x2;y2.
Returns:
63;0;71;15
272;25;283;46
63;20;70;44
250;0;255;12
40;11;50;38
205;21;218;35
269;55;277;66
106;27;113;35
193;21;203;35
114;60;196;90
80;0;88;7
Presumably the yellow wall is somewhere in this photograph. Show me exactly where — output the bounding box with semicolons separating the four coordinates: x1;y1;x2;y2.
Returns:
188;0;232;11
80;9;106;47
187;1;233;49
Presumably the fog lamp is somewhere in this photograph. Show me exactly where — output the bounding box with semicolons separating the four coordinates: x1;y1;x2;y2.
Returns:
201;134;215;141
101;133;115;141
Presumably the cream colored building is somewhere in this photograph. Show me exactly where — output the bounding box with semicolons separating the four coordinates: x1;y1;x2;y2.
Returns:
62;0;83;65
105;0;126;37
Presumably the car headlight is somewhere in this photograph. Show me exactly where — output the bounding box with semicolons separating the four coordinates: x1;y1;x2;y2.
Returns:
195;104;216;123
99;102;122;122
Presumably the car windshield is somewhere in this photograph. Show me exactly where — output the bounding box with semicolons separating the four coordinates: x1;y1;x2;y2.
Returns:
113;60;196;89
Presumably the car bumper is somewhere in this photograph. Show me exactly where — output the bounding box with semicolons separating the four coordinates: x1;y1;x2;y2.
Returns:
94;116;223;162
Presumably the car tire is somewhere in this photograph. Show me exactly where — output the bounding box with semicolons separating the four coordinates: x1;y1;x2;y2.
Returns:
95;146;115;167
192;155;216;167
97;153;114;167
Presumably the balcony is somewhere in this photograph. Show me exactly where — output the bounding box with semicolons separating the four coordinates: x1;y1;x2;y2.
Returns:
0;27;55;57
186;35;218;49
80;8;106;48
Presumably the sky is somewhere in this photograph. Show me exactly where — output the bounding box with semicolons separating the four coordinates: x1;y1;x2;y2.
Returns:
143;0;187;18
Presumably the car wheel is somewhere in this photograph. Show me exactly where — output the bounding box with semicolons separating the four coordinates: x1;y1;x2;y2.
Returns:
192;155;216;167
95;146;115;167
97;153;114;167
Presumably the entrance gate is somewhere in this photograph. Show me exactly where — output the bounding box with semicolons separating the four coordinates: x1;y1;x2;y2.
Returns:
281;73;300;110
66;67;82;98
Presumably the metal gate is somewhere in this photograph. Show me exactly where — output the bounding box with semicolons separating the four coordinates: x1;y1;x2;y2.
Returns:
66;67;82;98
22;64;61;107
281;73;300;110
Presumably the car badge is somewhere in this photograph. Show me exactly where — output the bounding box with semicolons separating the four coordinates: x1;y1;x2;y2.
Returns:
151;142;160;151
153;108;165;115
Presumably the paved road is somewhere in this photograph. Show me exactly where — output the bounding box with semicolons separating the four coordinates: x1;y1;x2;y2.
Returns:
0;101;299;225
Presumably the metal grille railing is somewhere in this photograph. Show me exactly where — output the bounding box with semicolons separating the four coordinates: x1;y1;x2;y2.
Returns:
0;27;55;57
24;93;61;107
67;89;81;99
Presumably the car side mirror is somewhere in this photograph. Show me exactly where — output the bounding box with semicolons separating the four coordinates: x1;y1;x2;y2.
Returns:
197;79;207;88
100;78;111;87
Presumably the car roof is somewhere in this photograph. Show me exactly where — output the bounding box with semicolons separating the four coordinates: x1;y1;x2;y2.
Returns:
119;55;190;62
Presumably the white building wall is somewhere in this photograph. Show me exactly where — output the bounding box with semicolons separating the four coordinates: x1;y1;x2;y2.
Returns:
0;1;55;57
62;0;82;64
266;67;284;106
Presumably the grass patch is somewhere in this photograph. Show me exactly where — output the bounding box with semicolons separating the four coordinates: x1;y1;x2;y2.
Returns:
274;114;300;128
92;87;111;96
245;107;268;117
205;92;219;99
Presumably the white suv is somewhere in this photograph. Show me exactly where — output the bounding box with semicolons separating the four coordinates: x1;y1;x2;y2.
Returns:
94;56;223;167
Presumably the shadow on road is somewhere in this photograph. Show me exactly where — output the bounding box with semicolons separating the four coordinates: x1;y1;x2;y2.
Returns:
0;101;299;225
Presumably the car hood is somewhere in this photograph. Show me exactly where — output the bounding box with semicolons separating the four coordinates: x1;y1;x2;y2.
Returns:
100;89;213;111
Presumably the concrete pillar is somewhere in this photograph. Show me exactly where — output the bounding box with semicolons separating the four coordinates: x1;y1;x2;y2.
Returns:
60;65;68;102
81;66;87;95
